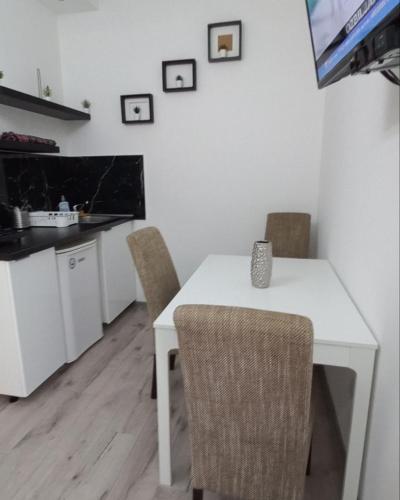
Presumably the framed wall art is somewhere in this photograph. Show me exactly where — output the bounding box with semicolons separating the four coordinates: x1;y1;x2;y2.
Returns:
208;20;242;62
121;94;154;124
162;59;197;92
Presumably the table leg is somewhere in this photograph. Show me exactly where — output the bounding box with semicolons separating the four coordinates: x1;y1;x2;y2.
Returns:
342;348;376;500
155;328;173;486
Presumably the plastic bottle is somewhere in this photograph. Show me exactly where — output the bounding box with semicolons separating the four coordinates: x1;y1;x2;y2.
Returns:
58;195;70;212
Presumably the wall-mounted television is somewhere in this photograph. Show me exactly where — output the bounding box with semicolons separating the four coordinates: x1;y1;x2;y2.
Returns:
306;0;400;88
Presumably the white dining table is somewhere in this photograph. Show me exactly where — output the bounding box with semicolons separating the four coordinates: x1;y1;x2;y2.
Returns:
154;255;378;500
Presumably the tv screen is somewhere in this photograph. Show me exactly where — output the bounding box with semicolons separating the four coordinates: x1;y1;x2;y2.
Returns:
306;0;399;87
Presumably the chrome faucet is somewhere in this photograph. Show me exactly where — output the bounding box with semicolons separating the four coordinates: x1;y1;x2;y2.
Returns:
73;201;89;213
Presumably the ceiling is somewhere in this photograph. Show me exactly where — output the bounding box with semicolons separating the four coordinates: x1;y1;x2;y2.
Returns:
39;0;100;14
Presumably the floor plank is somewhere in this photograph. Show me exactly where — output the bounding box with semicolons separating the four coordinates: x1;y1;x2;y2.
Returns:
0;302;345;500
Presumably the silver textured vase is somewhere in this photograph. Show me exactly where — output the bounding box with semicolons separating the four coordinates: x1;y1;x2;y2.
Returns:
251;240;273;288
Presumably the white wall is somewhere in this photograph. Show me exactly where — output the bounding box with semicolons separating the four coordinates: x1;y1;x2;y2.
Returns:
57;0;326;298
318;72;399;500
0;0;71;150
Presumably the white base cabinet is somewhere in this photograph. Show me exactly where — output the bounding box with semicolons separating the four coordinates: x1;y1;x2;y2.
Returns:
96;221;137;324
0;221;137;397
0;248;66;397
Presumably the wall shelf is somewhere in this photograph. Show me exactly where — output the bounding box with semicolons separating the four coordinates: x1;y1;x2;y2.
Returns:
0;140;60;154
0;85;90;121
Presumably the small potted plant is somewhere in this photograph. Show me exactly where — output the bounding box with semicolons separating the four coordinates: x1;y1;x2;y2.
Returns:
133;106;141;121
175;75;184;88
43;85;52;101
218;44;229;58
81;99;91;113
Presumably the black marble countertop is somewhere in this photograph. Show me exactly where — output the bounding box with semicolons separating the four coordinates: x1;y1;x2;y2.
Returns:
0;216;134;261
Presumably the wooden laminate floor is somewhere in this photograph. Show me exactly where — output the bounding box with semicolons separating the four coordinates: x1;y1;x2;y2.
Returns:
0;303;345;500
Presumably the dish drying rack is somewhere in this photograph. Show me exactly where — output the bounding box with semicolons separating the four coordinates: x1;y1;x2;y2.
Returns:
29;211;79;228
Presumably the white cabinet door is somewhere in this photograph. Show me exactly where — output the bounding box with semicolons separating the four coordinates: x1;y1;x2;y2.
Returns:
97;221;137;324
0;248;66;397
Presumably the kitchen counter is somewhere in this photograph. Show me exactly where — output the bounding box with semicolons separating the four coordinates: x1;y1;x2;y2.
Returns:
0;216;136;397
0;216;134;261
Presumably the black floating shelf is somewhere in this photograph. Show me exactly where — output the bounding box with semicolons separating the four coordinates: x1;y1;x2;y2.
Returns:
0;85;90;121
0;140;60;154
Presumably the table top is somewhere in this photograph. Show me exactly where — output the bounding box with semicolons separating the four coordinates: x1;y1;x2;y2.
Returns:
154;255;378;350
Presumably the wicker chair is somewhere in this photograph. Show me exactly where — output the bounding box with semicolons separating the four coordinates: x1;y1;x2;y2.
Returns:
127;227;180;399
174;304;314;500
265;212;311;258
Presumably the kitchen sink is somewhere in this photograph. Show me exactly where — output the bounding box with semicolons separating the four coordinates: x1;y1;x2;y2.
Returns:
79;214;121;226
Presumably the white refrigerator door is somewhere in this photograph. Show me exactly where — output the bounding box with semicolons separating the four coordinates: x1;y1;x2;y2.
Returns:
57;240;103;362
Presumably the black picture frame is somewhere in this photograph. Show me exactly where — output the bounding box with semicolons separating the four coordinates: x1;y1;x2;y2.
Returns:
121;93;154;124
162;59;197;92
208;20;242;63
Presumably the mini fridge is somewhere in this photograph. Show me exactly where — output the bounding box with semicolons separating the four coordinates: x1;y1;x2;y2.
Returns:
56;239;103;363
